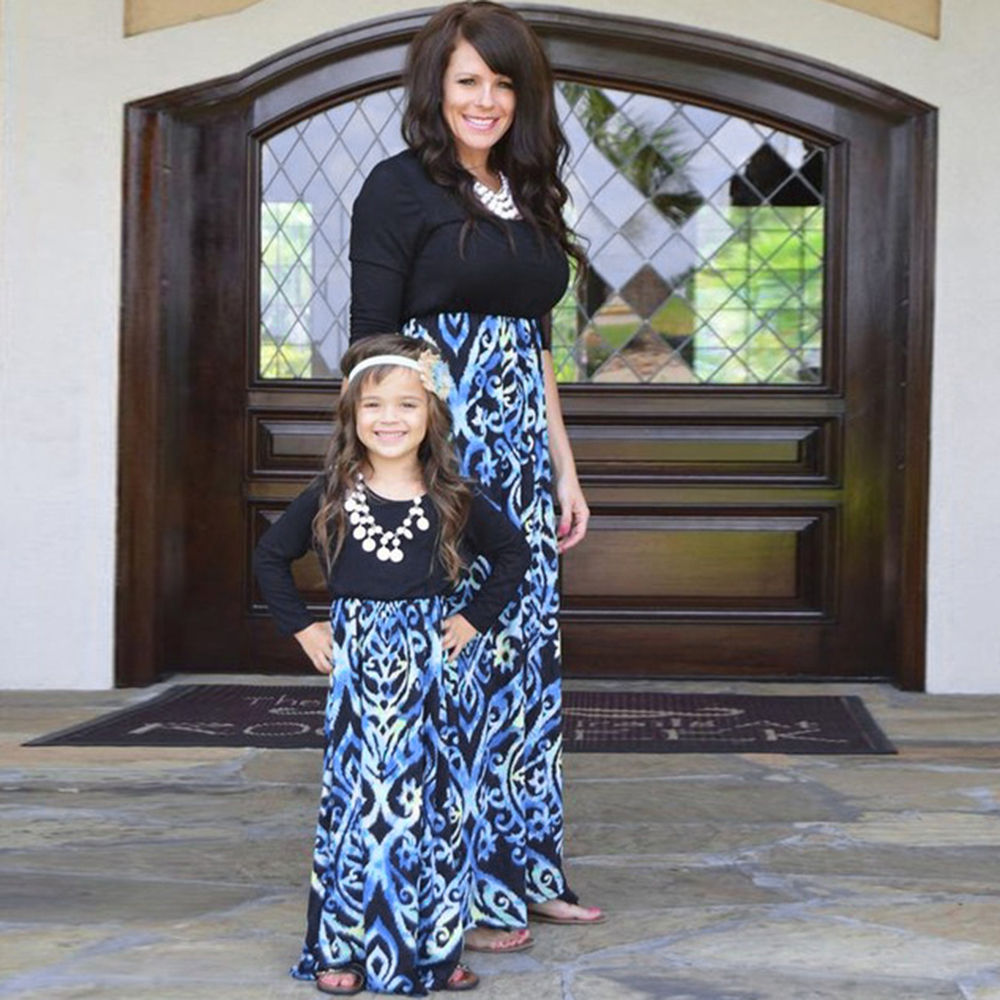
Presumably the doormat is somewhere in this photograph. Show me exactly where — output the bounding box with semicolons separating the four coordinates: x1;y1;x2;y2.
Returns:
25;684;895;754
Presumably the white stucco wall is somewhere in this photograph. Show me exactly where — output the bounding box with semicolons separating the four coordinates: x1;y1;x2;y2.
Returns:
1;0;997;691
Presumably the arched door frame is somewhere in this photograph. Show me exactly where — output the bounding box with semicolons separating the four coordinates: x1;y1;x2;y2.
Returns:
118;7;934;687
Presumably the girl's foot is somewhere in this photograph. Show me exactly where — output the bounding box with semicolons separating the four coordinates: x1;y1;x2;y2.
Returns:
315;963;365;995
527;900;606;925
463;926;533;953
446;963;480;991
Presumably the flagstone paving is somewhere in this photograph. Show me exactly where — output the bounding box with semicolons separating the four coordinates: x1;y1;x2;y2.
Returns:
1;679;999;999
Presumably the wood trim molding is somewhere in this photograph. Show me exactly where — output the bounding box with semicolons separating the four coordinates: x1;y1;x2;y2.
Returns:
895;108;937;690
117;106;169;686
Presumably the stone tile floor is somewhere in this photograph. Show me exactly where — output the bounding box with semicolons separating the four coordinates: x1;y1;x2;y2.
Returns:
1;677;999;999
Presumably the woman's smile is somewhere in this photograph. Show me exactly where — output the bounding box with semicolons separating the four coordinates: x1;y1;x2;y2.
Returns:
462;115;502;132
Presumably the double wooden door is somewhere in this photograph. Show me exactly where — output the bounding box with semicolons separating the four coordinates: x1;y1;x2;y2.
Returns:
118;11;934;687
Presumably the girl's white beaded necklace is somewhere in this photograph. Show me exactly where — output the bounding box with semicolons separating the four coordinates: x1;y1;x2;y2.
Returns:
472;171;521;220
344;476;430;564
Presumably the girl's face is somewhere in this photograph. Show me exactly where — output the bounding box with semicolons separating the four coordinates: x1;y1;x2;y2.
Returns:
355;367;429;468
441;37;516;167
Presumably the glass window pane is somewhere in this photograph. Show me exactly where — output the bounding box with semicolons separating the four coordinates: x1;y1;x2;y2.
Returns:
553;83;826;385
258;89;407;380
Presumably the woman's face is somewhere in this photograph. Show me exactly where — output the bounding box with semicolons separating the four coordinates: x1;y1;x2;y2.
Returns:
441;37;516;167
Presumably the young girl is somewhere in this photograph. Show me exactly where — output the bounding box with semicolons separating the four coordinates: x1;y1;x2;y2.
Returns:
254;335;530;996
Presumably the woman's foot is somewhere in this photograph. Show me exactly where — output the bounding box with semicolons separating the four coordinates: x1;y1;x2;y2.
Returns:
315;964;365;995
446;963;480;991
463;926;533;953
527;900;606;925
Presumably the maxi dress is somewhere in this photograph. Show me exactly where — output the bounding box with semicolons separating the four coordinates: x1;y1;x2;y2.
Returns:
350;150;578;931
254;483;530;994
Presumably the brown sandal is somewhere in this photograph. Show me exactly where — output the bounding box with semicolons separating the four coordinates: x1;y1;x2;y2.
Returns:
445;963;480;992
315;963;365;996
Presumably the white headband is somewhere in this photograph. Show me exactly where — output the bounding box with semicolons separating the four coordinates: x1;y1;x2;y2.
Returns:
346;354;422;384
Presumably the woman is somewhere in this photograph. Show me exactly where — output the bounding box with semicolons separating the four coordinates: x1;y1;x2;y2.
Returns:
350;0;603;952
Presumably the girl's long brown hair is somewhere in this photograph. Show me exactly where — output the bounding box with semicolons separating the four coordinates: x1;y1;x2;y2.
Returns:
402;0;586;272
312;335;472;583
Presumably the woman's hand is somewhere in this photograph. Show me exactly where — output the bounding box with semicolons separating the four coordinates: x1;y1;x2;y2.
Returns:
442;614;478;661
294;621;334;674
540;350;589;554
555;472;590;553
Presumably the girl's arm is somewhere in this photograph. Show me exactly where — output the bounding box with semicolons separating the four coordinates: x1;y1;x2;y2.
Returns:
541;349;590;552
253;479;332;673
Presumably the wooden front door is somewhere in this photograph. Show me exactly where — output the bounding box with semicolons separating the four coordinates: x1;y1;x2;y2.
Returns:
118;11;934;687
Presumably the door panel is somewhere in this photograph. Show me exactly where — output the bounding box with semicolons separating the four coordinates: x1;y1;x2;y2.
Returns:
568;420;836;481
118;11;935;686
562;510;830;606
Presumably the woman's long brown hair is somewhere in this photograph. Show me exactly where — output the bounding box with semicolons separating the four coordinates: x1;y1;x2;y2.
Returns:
402;0;586;272
312;335;472;583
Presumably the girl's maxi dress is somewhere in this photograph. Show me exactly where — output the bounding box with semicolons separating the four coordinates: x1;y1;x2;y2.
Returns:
350;150;580;931
254;481;530;995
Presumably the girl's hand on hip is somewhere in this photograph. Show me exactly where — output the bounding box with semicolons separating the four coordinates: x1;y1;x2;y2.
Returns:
294;621;334;674
556;475;590;553
442;614;477;661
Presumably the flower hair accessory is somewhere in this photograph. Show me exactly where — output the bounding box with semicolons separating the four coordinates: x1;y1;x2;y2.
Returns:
417;349;454;401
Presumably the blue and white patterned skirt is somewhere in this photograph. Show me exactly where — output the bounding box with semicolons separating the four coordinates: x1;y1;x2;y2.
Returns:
291;596;466;995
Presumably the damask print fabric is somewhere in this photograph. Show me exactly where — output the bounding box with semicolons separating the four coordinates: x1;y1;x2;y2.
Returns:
403;312;578;926
292;597;466;995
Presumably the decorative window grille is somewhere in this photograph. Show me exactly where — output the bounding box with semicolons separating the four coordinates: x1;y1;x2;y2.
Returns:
259;84;824;385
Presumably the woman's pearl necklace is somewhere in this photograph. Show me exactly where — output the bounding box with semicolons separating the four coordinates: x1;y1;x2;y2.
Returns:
472;171;521;220
344;477;430;564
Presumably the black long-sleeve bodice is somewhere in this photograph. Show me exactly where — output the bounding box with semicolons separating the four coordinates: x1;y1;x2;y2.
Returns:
349;150;569;344
253;478;531;636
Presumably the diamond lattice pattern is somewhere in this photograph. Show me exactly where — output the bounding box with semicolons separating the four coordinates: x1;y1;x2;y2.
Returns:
259;89;407;379
259;84;824;384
